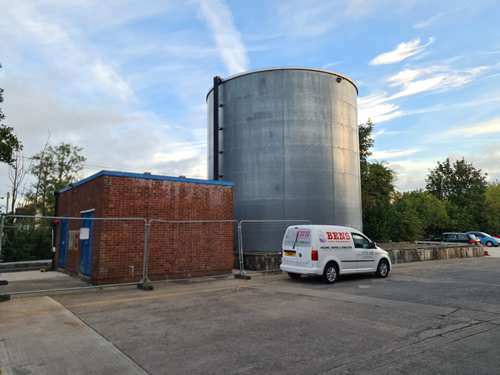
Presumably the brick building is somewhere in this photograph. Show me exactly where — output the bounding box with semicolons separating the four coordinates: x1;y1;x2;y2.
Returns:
55;171;234;285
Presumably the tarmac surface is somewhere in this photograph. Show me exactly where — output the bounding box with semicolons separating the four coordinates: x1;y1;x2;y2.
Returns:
0;296;147;374
1;256;500;374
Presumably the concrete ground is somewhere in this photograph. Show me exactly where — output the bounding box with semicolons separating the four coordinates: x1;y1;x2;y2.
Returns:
484;246;500;257
1;256;500;374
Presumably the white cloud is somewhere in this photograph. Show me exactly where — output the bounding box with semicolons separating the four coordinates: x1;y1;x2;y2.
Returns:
322;61;344;70
370;38;435;65
91;61;135;102
445;117;500;137
358;93;403;124
196;0;249;75
387;159;434;191
359;64;492;123
388;66;489;100
372;148;422;159
413;6;467;29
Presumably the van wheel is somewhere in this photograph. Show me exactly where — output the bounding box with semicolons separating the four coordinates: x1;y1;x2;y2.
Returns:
288;272;301;280
321;263;338;284
376;260;389;278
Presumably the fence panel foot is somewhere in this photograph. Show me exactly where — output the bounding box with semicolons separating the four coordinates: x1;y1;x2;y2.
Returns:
137;283;154;291
234;274;251;280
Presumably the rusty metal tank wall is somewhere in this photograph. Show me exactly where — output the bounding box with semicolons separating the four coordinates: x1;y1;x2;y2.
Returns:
207;67;361;252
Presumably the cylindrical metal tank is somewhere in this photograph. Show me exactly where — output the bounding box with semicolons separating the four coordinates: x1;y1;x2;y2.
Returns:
207;67;361;252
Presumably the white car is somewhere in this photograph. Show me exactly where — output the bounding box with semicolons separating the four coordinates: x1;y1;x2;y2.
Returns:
280;225;392;284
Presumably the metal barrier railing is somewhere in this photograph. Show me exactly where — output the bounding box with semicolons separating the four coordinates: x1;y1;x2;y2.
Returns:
0;215;312;296
238;220;312;275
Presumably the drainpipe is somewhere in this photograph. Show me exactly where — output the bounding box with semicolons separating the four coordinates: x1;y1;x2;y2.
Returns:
213;76;222;180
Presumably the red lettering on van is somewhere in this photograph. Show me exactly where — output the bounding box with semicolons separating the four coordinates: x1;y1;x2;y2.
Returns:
345;233;351;240
333;232;340;240
339;233;345;240
327;232;333;240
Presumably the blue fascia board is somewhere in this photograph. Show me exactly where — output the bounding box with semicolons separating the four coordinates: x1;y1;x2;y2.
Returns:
56;170;234;195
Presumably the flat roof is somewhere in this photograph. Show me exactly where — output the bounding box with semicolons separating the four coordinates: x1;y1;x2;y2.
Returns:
57;170;234;195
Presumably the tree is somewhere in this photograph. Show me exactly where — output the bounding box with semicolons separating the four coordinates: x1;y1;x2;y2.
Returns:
426;158;487;207
426;157;489;232
8;151;30;213
485;181;500;215
28;142;86;216
358;120;397;239
0;63;23;165
359;118;374;165
484;182;500;234
389;190;450;240
361;161;397;239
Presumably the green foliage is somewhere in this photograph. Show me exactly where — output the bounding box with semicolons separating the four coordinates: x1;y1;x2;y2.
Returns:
358;120;499;241
388;190;449;241
359;119;374;164
484;182;500;234
386;203;424;242
358;121;397;240
485;182;500;214
27;142;86;216
0;63;23;165
1;226;53;262
360;161;397;240
426;157;487;207
0;125;23;166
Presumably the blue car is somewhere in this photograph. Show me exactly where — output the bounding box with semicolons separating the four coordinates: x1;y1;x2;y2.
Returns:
466;231;499;247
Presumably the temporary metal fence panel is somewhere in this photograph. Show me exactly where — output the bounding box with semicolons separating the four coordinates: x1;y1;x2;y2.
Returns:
0;215;147;295
146;219;238;282
0;225;54;267
238;220;312;273
0;215;307;296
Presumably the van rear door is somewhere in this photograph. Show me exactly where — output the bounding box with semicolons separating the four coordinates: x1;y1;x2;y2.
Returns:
282;227;312;268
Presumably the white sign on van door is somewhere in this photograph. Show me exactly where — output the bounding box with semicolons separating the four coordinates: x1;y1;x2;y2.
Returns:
318;230;352;250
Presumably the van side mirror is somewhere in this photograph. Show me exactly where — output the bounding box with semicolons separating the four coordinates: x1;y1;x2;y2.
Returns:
370;241;377;249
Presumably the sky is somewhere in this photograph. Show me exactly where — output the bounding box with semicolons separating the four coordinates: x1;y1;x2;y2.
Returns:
1;0;500;210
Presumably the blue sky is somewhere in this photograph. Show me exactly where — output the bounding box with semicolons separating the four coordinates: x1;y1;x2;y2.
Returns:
1;0;500;207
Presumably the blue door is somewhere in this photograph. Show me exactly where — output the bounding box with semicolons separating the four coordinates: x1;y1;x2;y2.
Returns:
58;219;68;268
79;212;94;275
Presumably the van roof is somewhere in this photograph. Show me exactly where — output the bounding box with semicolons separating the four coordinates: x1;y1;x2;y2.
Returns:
287;224;362;232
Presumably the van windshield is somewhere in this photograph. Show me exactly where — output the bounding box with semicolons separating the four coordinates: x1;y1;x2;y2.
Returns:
284;228;311;248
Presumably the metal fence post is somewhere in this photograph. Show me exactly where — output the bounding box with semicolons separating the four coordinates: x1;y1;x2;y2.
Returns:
138;222;153;290
237;219;312;276
0;215;4;260
234;221;251;279
0;215;10;302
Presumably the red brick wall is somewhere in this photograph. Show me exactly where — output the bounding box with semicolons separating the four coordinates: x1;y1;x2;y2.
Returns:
55;173;233;285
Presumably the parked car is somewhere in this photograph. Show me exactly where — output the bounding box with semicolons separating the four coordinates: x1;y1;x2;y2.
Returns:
423;232;480;245
466;231;499;247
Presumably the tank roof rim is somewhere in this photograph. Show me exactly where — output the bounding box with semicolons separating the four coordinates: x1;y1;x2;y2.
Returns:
206;66;358;101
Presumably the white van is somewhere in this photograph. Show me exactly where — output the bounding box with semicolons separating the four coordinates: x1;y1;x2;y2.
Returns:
280;225;391;284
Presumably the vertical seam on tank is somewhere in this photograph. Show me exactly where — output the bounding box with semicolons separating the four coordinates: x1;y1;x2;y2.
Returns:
331;75;335;219
282;70;286;220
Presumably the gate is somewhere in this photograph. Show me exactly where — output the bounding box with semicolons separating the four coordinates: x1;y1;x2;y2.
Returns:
79;212;94;275
58;219;69;268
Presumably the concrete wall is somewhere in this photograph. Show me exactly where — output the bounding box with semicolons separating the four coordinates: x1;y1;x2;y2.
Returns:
239;244;485;271
386;245;484;264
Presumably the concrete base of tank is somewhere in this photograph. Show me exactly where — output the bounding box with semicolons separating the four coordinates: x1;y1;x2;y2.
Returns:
234;244;485;271
233;252;282;271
